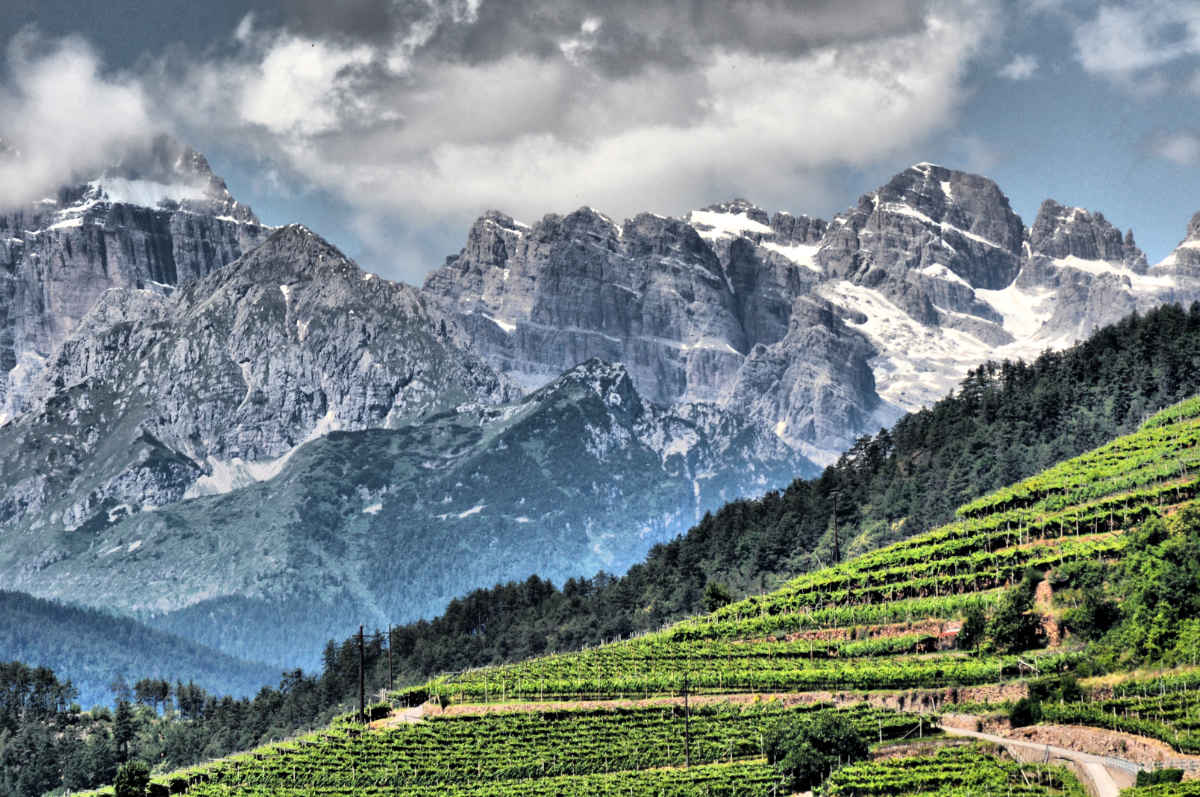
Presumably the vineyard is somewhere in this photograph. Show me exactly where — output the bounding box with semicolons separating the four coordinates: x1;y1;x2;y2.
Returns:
82;702;926;796
79;397;1200;795
1041;671;1200;753
822;744;1087;796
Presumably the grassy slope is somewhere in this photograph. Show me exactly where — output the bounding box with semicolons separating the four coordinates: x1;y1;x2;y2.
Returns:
81;392;1200;795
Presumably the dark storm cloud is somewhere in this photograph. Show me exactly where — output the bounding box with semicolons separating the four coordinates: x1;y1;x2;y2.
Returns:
278;0;927;75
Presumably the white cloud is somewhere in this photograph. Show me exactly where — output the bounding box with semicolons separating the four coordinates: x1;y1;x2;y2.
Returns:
0;30;160;208
999;53;1039;79
237;35;375;137
156;2;992;282
1152;130;1200;165
0;2;998;282
1074;2;1200;84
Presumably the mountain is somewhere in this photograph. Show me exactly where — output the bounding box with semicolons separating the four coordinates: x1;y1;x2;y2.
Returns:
5;153;1200;673
424;163;1200;458
0;224;510;549
0;590;276;707
0;222;811;666
0;136;271;423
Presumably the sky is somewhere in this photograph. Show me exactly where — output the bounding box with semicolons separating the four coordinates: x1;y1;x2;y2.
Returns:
0;0;1197;284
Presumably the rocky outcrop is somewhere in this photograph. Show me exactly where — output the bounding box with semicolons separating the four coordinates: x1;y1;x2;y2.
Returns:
727;297;881;455
0;137;270;421
1028;199;1146;269
0;225;514;546
1157;211;1200;277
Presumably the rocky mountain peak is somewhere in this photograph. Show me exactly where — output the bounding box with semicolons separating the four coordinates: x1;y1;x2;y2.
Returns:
1188;211;1200;242
815;163;1024;336
878;162;1024;255
1029;199;1146;269
624;212;718;267
700;199;771;226
533;358;641;412
1157;211;1200;273
0;142;272;423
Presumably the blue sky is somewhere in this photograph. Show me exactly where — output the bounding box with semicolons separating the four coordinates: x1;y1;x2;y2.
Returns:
1;1;1197;282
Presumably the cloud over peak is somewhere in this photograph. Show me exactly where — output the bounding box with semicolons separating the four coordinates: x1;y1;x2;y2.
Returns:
0;30;161;207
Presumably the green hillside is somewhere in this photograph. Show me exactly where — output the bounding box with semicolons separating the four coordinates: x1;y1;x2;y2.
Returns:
76;392;1200;795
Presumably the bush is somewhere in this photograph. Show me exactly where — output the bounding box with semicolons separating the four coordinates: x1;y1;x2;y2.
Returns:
989;576;1045;653
1136;768;1184;786
114;760;150;797
703;581;733;612
764;710;868;792
958;604;986;651
1009;697;1042;728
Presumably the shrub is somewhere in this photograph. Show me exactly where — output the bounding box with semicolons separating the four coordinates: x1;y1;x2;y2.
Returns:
764;710;868;792
114;760;150;797
1009;697;1042;728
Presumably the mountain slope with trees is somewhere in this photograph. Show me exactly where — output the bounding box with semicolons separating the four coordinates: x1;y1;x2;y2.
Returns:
377;302;1200;681
0;591;276;707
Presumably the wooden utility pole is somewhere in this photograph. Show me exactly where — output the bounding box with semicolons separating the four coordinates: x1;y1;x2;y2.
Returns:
683;671;691;769
832;491;841;563
358;625;365;723
387;625;393;693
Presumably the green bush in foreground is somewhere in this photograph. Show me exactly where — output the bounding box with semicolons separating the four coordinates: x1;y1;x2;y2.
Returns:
764;710;867;792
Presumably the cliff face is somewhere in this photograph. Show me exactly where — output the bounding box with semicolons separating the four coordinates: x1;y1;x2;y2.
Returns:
423;162;1200;452
422;204;887;460
0;139;270;421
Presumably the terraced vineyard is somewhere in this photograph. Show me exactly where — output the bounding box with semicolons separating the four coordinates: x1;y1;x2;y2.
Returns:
1042;671;1200;753
823;744;1087;796
81;397;1200;795
87;702;924;796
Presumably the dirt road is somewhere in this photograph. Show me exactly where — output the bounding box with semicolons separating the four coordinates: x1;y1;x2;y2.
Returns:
940;724;1139;797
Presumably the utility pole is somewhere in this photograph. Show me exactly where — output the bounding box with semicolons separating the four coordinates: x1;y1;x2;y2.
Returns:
358;625;365;724
683;671;691;769
387;624;393;693
832;491;841;563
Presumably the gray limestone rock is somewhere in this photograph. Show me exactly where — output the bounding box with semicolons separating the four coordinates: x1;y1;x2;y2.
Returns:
817;162;1024;295
1029;199;1147;270
422;202;871;458
0;224;514;548
0;139;270;420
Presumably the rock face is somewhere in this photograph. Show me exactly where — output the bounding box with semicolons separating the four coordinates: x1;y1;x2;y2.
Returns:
818;163;1024;293
0;137;270;421
0;224;514;550
422;203;886;459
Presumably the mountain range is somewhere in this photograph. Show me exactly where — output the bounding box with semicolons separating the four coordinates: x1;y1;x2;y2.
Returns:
3;139;1200;668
